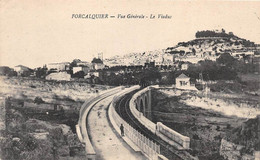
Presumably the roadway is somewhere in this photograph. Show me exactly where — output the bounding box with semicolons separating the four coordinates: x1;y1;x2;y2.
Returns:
87;94;146;160
114;90;190;160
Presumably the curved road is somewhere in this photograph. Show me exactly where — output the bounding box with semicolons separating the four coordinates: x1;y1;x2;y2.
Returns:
87;95;146;160
115;91;193;160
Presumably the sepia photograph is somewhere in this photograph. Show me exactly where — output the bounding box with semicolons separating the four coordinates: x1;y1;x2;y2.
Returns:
0;0;260;160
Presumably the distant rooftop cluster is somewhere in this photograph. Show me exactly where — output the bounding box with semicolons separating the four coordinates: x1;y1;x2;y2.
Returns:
0;29;259;85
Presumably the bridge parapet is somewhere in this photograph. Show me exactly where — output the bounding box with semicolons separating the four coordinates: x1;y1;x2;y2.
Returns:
156;122;190;150
109;86;163;160
130;86;190;150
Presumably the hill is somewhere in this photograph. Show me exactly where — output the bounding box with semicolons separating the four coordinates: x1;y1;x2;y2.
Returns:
104;29;259;66
166;29;257;57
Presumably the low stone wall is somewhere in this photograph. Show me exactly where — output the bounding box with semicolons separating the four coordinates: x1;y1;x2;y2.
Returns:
156;122;190;150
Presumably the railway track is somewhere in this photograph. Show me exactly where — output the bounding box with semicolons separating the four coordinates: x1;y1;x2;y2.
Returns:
115;91;185;160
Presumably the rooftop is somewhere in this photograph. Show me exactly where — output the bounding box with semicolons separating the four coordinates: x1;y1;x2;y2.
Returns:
177;73;189;79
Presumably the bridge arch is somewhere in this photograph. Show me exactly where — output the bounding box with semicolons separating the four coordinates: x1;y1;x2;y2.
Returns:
134;88;152;119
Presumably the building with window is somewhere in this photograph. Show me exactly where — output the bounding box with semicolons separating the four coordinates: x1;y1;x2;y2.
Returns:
175;73;197;90
176;73;190;87
47;62;70;72
91;58;105;70
181;63;189;70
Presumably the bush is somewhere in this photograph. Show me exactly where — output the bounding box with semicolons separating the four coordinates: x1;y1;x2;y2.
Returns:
214;135;222;141
20;138;53;160
34;97;44;104
226;124;231;129
216;126;220;131
193;134;200;140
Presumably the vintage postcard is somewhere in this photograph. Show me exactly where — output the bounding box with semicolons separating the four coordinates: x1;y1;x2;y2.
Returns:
0;1;259;160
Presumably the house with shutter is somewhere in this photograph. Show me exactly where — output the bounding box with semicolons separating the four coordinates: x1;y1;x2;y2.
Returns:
175;73;197;90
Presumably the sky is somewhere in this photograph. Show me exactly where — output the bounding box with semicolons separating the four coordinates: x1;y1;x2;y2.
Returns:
1;0;260;68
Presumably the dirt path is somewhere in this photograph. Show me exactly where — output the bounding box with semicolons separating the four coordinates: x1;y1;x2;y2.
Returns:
87;96;146;160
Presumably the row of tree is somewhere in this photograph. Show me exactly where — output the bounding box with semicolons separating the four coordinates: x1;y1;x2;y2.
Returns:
195;29;233;38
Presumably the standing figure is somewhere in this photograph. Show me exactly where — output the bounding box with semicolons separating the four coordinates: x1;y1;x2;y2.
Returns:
120;124;124;136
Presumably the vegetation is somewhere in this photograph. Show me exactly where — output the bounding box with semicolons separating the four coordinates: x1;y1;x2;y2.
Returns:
226;117;260;153
35;66;48;78
1;97;84;160
195;29;234;38
91;58;103;64
71;71;85;78
103;66;161;86
0;66;17;76
150;90;247;160
34;97;44;104
184;53;258;81
91;52;258;87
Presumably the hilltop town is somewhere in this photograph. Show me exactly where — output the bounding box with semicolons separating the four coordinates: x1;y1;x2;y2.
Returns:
0;29;259;87
104;29;259;65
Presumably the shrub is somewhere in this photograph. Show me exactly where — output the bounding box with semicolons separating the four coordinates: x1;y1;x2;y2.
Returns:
193;134;200;140
34;97;44;104
216;126;220;131
226;124;231;129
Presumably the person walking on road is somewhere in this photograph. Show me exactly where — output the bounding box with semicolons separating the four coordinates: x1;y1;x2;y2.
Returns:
120;124;124;136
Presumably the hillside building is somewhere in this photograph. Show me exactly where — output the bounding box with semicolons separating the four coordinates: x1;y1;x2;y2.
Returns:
175;73;197;90
93;63;105;70
176;73;190;88
181;63;189;70
47;62;70;72
91;58;105;70
144;61;155;68
73;66;90;74
14;65;33;76
76;61;90;67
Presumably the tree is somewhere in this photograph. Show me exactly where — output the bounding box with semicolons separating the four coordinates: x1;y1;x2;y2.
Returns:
142;67;161;84
0;66;17;76
216;53;236;67
35;67;47;78
159;71;175;85
91;58;103;64
72;71;85;78
34;97;44;104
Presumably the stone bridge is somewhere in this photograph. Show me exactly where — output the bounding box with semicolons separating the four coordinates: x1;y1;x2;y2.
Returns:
135;87;152;120
131;86;191;150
